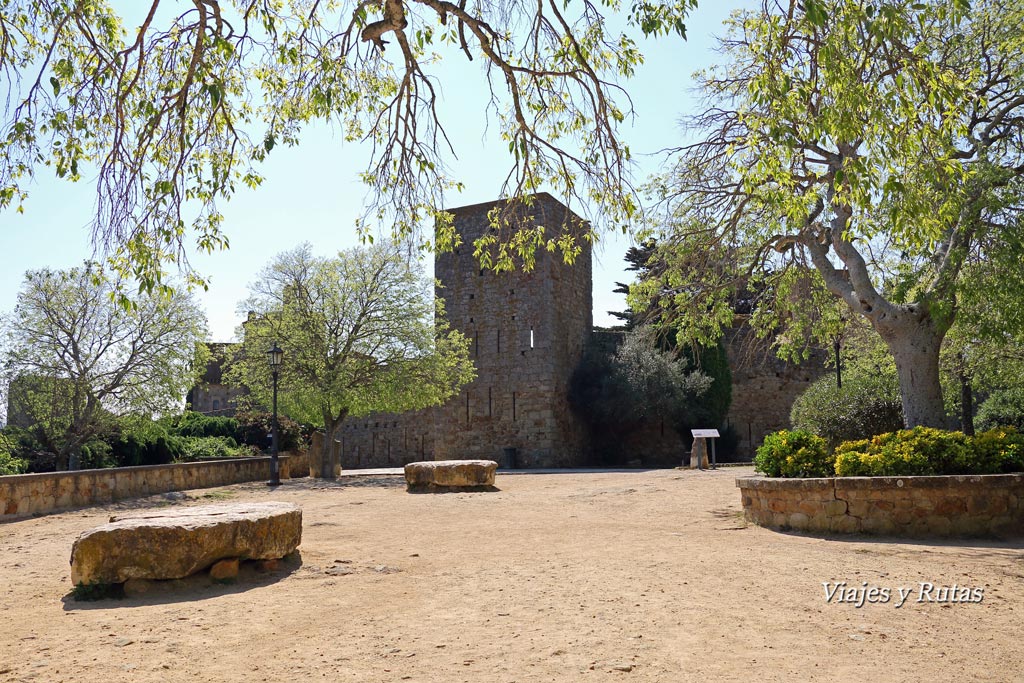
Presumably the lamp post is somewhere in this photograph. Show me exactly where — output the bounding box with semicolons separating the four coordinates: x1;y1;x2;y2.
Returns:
266;342;284;487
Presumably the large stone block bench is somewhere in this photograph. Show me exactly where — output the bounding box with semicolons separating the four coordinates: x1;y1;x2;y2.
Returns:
70;501;303;586
404;460;498;492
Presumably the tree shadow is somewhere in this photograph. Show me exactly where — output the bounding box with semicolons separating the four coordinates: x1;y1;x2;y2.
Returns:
60;550;305;610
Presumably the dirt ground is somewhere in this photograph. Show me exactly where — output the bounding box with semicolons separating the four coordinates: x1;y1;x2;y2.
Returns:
1;467;1022;682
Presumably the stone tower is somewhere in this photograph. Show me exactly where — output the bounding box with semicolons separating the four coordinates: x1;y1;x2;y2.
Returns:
432;193;593;467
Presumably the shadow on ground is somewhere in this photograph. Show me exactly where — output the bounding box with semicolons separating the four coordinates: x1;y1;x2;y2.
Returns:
60;551;305;611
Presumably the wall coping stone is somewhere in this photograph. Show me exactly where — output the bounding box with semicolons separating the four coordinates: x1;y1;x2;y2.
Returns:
737;473;1024;491
1;455;292;521
0;456;288;486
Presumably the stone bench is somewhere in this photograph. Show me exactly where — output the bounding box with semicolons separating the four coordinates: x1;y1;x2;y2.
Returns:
404;460;498;491
70;501;302;586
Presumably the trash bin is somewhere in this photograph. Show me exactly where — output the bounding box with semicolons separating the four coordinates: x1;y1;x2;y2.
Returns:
503;447;517;469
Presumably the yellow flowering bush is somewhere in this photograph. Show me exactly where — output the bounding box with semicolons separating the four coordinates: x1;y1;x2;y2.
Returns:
834;427;1023;477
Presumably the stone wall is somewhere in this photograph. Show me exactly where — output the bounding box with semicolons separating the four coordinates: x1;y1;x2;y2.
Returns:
0;456;293;521
336;409;436;469
737;474;1024;538
724;320;829;457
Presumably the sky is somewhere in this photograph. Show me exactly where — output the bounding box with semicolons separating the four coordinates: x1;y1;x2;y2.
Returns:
0;2;757;342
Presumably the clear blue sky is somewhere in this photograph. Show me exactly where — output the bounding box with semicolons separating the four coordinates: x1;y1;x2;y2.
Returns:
0;2;755;341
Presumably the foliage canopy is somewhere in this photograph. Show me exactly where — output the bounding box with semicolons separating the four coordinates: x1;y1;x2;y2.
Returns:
640;0;1024;428
0;0;696;291
226;242;474;465
1;264;207;469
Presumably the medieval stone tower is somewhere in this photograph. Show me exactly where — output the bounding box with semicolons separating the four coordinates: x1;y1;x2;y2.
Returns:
333;193;593;468
432;193;593;467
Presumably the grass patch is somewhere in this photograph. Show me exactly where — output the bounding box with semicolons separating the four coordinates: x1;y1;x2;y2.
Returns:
70;582;124;601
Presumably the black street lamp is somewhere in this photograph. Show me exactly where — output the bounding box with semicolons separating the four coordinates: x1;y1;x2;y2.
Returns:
266;342;284;487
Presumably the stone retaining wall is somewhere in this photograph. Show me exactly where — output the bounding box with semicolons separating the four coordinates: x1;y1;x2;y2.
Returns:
0;456;292;521
737;474;1024;538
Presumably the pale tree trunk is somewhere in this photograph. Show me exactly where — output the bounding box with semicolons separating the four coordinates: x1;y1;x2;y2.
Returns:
318;408;349;479
875;307;949;429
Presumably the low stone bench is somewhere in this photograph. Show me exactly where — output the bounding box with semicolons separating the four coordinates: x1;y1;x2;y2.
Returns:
70;501;302;586
404;460;498;491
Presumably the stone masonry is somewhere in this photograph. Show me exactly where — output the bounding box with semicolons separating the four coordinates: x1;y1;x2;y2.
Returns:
334;193;828;468
737;474;1024;538
338;193;593;468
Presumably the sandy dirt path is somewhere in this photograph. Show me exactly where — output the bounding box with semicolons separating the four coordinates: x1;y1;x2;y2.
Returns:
1;467;1021;682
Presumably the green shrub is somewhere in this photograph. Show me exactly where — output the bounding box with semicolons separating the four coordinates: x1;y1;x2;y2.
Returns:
234;410;304;452
175;436;251;462
976;388;1024;431
109;417;182;467
0;435;28;475
969;427;1024;474
173;411;240;439
791;373;903;446
833;428;953;476
754;430;833;477
78;440;115;469
833;426;1023;477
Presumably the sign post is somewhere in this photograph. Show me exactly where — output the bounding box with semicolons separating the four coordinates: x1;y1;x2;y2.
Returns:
690;429;720;470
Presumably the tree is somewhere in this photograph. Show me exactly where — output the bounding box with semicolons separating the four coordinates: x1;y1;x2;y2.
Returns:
571;325;710;464
226;243;474;470
642;0;1024;428
0;0;696;291
1;264;207;470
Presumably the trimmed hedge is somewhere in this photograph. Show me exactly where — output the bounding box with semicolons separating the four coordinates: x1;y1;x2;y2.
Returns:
756;426;1024;478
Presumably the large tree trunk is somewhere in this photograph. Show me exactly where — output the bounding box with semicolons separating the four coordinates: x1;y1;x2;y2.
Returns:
876;306;949;429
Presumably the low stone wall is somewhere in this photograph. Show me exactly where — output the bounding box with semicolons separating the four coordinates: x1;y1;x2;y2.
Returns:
737;474;1024;538
1;456;292;521
285;448;310;478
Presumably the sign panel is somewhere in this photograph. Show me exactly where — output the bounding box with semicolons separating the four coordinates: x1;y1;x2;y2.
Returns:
690;429;720;438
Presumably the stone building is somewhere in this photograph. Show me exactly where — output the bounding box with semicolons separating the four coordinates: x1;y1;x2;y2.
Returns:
337;193;827;468
337;194;593;468
186;343;247;416
190;193;825;468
